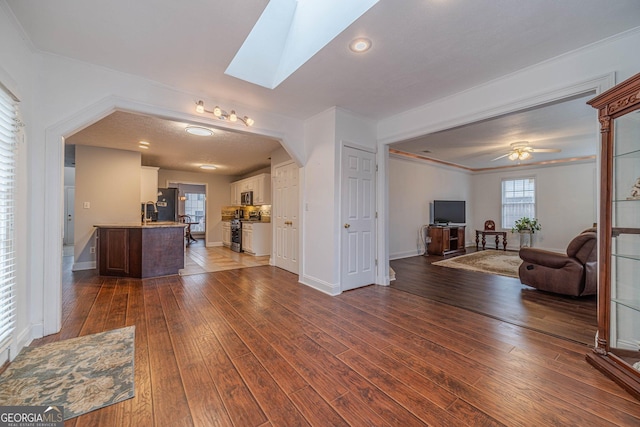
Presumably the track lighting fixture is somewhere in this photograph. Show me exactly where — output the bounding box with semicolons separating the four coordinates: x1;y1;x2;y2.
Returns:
195;100;254;126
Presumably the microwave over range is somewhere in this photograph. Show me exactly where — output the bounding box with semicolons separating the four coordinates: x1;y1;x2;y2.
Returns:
241;191;253;206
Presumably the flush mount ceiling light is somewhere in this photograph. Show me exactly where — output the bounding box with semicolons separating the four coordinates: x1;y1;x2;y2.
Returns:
200;165;217;170
185;125;214;136
349;37;372;53
195;100;254;127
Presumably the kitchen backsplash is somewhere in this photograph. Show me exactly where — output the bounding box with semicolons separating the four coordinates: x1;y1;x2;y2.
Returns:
221;205;271;221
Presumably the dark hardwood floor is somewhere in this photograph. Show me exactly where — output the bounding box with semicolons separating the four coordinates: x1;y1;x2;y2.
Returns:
31;258;640;426
390;252;597;345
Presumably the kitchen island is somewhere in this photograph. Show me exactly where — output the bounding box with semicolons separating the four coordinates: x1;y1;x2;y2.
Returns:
95;222;186;278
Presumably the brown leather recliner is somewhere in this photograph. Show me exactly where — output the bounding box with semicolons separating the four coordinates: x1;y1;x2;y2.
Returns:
518;228;597;297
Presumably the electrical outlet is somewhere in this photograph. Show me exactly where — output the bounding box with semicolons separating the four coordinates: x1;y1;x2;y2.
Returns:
90;247;95;254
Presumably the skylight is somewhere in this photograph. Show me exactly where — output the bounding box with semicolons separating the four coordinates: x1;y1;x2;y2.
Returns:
225;0;378;89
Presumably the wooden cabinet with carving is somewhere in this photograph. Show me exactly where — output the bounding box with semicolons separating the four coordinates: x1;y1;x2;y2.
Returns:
587;72;640;400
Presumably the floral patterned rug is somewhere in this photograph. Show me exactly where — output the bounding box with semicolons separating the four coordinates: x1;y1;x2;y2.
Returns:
432;250;522;278
0;326;135;420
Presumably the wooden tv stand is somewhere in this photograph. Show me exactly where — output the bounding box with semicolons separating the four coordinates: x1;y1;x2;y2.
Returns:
427;225;466;256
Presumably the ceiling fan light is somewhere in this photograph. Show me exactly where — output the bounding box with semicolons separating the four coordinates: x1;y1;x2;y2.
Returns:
244;116;254;126
229;111;237;122
519;151;531;160
195;100;205;114
213;106;222;117
508;152;519;161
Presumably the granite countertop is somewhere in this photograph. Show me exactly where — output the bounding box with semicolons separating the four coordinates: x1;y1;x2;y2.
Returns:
94;222;187;228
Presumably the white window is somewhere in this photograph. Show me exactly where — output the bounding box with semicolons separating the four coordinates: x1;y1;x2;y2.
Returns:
0;84;17;357
502;177;536;229
184;192;205;233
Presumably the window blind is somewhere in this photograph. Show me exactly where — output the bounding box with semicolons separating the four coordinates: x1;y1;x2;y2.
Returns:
501;177;536;229
0;85;16;355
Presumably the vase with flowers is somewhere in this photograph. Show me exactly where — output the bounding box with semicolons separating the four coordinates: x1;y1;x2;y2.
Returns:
512;217;541;248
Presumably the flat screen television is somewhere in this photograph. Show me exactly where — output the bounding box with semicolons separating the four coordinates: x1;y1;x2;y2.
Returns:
433;200;466;224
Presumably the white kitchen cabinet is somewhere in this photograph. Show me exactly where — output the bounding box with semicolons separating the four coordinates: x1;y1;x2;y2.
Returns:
253;174;272;205
222;221;231;247
241;227;252;253
230;182;240;205
140;166;159;203
240;177;256;193
230;173;271;205
241;222;271;256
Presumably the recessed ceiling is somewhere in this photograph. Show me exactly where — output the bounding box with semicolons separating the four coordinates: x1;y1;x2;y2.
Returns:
65;111;281;175
389;93;598;170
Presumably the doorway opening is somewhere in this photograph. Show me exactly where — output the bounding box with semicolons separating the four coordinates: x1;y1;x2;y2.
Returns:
169;182;207;240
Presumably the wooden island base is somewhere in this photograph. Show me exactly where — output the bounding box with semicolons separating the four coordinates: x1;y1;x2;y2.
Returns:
96;223;186;278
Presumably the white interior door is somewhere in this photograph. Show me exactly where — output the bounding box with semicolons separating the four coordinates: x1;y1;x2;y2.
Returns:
341;145;376;291
64;186;75;245
274;161;299;274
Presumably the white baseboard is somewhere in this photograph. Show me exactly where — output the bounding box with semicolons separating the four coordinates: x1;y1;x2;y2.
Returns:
206;241;223;247
389;250;423;260
299;274;341;296
9;324;35;361
72;261;96;271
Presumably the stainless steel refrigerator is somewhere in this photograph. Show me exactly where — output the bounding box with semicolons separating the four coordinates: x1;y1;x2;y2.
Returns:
156;188;178;222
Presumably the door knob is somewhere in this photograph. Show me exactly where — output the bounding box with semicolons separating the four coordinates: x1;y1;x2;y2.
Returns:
344;223;350;229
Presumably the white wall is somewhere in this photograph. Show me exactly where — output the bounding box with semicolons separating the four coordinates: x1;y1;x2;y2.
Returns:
301;108;338;293
0;1;38;357
472;161;597;252
389;156;596;257
74;146;142;269
300;108;377;294
158;168;234;246
388;155;472;259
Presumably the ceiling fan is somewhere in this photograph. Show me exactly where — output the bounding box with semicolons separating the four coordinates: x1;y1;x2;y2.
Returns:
492;141;561;161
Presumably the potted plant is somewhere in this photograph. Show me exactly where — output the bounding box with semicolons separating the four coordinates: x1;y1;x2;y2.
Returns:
512;217;541;247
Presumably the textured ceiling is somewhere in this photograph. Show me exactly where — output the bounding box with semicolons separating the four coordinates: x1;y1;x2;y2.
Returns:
65;111;281;175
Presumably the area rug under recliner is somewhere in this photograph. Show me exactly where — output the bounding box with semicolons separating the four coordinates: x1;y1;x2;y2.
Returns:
0;326;135;420
432;250;522;278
